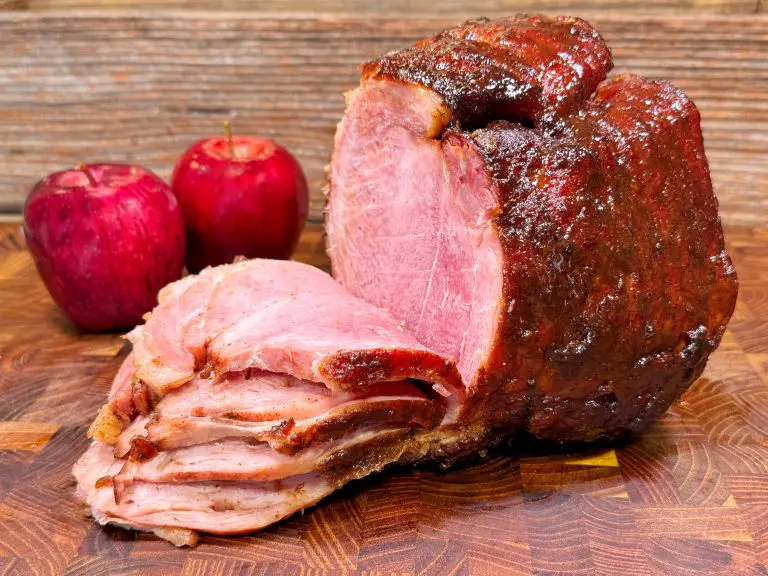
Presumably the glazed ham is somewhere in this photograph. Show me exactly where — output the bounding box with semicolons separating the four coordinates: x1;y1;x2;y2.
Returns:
327;15;737;440
76;15;738;544
75;259;463;543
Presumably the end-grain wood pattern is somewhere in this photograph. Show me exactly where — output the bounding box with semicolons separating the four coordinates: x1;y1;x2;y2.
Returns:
0;221;767;575
0;14;766;227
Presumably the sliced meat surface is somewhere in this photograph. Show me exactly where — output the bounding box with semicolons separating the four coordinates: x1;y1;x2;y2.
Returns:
108;477;334;536
328;78;505;403
91;259;464;446
128;270;222;392
156;371;362;422
127;259;463;400
112;367;442;457
141;395;438;453
78;260;463;544
74;442;335;537
153;370;430;422
88;352;138;443
113;429;408;493
108;351;138;416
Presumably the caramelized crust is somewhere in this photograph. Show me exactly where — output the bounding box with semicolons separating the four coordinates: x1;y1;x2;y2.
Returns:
364;15;612;127
317;348;463;397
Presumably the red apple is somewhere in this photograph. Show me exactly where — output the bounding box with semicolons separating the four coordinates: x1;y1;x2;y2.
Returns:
23;163;186;332
171;124;309;273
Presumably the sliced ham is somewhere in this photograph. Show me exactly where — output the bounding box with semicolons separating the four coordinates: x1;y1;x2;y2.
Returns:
153;370;431;423
88;351;138;444
113;429;409;494
141;395;438;453
127;259;463;399
128;271;220;392
74;442;335;537
112;366;442;457
77;259;463;544
110;477;334;535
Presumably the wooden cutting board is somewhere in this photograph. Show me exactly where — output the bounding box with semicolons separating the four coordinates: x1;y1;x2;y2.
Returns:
0;221;766;575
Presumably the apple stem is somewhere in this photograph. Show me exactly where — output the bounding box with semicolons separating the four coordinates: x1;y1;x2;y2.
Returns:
224;119;235;158
75;163;97;187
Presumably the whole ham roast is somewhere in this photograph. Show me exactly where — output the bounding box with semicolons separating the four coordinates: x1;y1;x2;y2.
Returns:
74;15;738;544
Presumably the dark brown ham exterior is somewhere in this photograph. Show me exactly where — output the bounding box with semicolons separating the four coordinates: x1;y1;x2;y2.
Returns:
367;15;611;127
327;15;738;441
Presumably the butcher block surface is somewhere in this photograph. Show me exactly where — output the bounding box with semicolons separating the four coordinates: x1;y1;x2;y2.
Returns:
0;221;765;575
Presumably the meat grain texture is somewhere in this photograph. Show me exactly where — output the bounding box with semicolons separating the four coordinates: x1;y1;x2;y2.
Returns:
75;15;737;544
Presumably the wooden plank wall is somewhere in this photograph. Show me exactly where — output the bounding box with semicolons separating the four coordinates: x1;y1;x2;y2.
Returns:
4;0;766;13
0;3;766;227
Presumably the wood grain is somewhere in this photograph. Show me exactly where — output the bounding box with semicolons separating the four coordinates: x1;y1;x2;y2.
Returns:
0;0;27;9
0;14;766;228
0;421;59;451
0;220;767;574
14;0;765;13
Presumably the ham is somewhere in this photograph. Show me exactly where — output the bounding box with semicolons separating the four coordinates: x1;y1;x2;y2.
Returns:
75;14;737;545
126;259;463;397
142;395;439;453
112;371;440;455
73;442;335;537
326;15;737;440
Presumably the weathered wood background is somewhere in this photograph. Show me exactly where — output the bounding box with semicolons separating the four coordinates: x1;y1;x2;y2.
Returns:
3;0;765;13
0;6;767;227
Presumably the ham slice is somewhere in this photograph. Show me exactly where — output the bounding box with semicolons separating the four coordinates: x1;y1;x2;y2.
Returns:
112;371;440;456
141;395;438;453
74;442;335;537
126;259;464;398
113;429;410;491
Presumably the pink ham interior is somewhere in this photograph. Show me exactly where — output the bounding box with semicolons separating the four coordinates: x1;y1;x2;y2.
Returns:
327;79;504;391
73;442;334;537
114;369;440;457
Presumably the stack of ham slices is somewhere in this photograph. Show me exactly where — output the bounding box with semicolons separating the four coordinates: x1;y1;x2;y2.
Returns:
74;260;465;545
